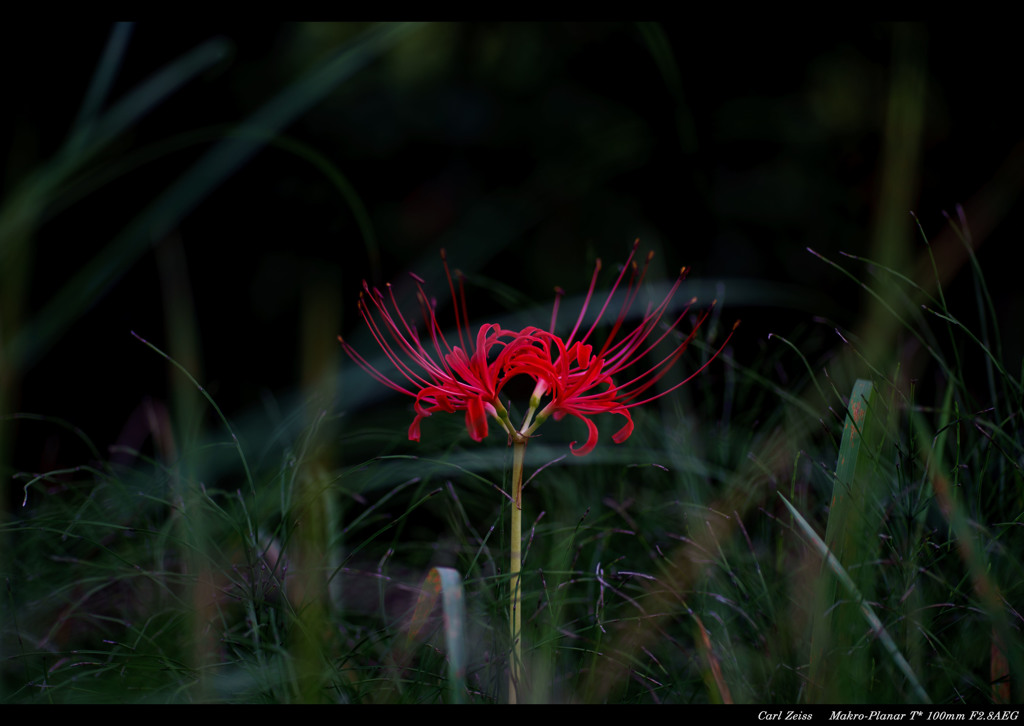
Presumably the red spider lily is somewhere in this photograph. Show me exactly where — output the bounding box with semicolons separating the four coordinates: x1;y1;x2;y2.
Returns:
338;251;531;443
505;240;739;456
339;243;737;455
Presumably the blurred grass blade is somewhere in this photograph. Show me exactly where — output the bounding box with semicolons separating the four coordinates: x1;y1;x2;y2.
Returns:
130;331;255;499
808;379;893;701
68;22;135;153
692;611;733;704
67;36;229;167
823;380;881;565
407;566;468;704
911;399;1023;702
8;22;420;373
779;491;931;704
0;35;230;261
0;30;229;482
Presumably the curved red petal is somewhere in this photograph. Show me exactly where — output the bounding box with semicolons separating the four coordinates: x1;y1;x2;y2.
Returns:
611;410;634;444
408;415;423;442
465;395;489;442
568;413;599;457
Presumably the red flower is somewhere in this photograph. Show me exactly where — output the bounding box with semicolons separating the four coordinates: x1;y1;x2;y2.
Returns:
338;251;530;443
339;243;737;455
503;240;738;456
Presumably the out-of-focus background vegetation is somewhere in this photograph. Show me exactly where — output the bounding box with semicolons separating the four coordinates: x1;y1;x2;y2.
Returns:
2;22;1022;704
4;21;1019;458
3;21;1021;459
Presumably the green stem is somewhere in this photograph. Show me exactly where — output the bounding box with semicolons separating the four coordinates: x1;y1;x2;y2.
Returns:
509;434;527;704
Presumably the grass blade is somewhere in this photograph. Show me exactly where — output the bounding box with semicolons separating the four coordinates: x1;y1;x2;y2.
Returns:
808;379;895;701
779;491;931;704
8;23;420;373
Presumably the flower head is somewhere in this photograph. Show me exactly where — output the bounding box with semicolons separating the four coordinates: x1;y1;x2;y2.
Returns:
338;250;529;443
340;242;737;455
504;239;738;455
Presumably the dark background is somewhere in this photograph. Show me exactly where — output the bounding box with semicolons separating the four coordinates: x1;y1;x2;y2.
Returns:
3;22;1023;481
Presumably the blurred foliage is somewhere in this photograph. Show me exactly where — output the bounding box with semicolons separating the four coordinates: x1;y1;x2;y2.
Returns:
2;22;1022;457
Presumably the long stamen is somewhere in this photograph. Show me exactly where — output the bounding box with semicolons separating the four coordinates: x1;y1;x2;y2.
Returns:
338;333;416;396
440;248;470;354
576;238;641;347
614;302;712;400
566;258;602;346
456;268;472;354
549;286;564;333
598;277;690;373
623;320;740;408
375;283;433;364
598;251;666;361
353;300;435;392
